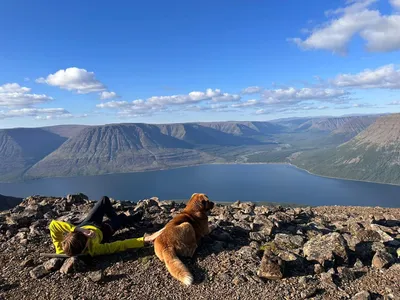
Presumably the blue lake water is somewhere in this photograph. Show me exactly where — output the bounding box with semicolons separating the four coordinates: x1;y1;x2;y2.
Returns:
0;164;399;207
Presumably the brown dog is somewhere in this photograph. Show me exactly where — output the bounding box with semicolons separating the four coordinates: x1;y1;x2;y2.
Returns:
154;193;215;286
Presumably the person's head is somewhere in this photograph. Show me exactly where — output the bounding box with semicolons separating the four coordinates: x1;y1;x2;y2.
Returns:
61;231;88;256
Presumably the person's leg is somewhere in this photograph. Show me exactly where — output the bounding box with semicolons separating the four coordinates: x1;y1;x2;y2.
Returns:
116;212;143;228
79;196;116;227
100;212;143;243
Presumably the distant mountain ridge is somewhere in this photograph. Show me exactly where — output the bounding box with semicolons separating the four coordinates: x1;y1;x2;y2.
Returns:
0;128;67;181
274;115;378;135
292;114;400;185
0;115;388;182
24;122;266;179
0;194;22;210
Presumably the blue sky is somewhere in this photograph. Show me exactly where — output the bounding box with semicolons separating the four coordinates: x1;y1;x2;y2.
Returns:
1;0;400;128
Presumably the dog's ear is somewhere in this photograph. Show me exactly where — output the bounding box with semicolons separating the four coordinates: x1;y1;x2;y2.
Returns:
200;194;210;210
201;199;207;209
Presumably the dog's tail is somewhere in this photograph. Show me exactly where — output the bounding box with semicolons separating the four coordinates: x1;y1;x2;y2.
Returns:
162;248;193;286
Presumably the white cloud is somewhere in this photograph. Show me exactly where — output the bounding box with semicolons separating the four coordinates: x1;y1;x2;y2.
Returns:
184;103;232;112
0;108;73;120
231;99;259;108
100;91;118;100
260;87;349;105
36;67;106;94
331;64;400;89
361;15;400;52
0;83;53;107
96;100;130;109
145;88;241;106
390;0;400;9
255;109;271;115
241;86;263;94
0;83;30;93
336;103;376;109
212;93;241;102
254;104;329;115
388;100;400;105
290;0;400;54
97;88;241;117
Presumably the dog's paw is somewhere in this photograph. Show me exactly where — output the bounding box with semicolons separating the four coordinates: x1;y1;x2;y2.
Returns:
182;274;193;286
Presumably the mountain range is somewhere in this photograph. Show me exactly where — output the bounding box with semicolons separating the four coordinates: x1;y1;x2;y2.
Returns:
292;113;400;185
2;114;398;185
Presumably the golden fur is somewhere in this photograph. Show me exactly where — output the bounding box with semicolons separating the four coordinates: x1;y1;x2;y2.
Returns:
154;193;214;286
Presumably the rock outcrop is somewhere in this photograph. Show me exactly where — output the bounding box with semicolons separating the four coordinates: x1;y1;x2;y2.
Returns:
0;196;399;300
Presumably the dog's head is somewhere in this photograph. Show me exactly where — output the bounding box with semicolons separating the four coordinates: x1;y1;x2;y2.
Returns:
186;193;214;213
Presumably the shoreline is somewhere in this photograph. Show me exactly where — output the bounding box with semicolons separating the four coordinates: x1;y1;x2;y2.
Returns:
1;161;399;188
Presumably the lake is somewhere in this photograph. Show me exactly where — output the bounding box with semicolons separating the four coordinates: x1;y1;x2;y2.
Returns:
0;164;399;207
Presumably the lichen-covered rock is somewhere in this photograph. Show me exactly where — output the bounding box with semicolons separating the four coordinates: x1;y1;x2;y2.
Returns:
352;291;371;300
60;257;86;274
372;251;394;269
355;241;386;262
357;230;382;242
303;232;348;267
29;265;49;279
87;270;104;282
257;249;284;280
274;233;304;250
249;231;269;242
43;258;64;272
252;215;275;235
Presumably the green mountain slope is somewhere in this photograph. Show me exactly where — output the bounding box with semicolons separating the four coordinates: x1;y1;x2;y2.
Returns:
292;114;400;185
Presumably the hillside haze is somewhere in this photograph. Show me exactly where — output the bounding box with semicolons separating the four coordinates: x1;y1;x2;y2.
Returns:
0;128;68;181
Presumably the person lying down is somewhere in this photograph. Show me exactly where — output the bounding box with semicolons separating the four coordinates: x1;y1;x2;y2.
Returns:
49;196;164;256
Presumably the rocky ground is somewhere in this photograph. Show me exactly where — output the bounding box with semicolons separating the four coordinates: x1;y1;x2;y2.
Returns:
0;195;399;300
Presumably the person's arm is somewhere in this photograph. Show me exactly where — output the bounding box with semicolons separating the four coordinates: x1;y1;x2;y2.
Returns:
89;227;165;256
48;220;77;254
90;237;145;256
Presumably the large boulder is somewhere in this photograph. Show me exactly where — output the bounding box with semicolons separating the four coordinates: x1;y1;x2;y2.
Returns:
43;258;64;272
252;215;275;235
60;257;86;274
356;230;381;242
372;250;394;269
303;232;348;267
257;249;284;280
274;233;304;250
29;265;49;279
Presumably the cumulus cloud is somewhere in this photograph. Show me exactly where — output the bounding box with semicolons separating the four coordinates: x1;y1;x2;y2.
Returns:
145;89;241;106
0;83;53;108
331;64;400;89
231;99;260;108
260;87;350;105
96;100;130;109
0;108;73;120
388;100;400;105
290;0;400;54
97;88;241;117
36;67;106;94
241;86;263;94
336;103;376;109
390;0;400;9
100;91;118;100
184;103;232;112
254;105;329;115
